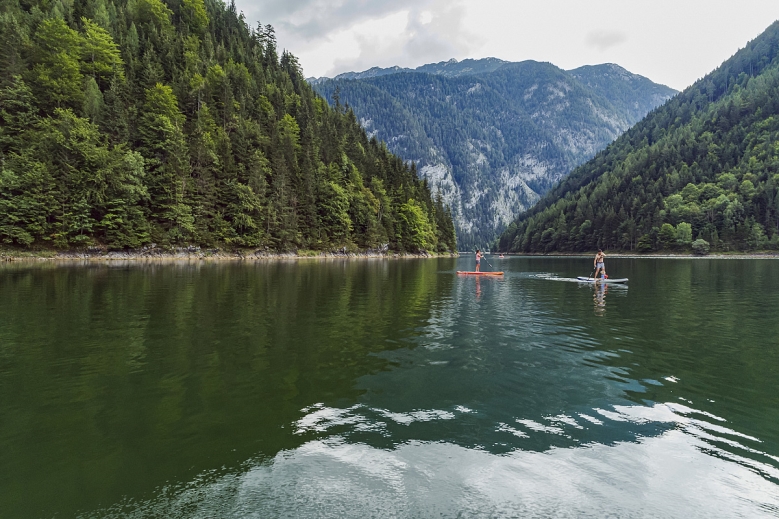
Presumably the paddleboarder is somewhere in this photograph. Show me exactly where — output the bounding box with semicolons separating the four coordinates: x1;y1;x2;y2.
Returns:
594;249;607;280
475;249;482;272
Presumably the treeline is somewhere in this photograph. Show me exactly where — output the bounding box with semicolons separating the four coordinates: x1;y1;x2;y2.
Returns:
498;22;779;254
0;0;456;252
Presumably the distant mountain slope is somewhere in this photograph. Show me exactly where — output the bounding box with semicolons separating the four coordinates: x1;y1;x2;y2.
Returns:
568;63;680;122
497;22;779;254
308;66;413;83
307;57;510;84
312;59;676;248
415;57;510;77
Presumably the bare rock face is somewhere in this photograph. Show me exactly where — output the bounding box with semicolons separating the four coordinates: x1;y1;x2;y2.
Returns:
312;59;677;249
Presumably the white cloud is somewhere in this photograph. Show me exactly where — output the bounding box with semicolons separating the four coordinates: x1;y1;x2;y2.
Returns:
235;0;779;90
585;30;628;52
263;0;482;78
239;0;444;43
321;1;482;77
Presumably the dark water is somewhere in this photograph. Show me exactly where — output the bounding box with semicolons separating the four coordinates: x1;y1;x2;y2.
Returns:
1;257;778;518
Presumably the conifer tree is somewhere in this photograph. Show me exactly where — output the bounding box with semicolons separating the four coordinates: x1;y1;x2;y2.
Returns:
0;0;457;253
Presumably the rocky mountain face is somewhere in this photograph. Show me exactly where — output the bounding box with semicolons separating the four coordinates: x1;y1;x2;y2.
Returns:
312;59;677;249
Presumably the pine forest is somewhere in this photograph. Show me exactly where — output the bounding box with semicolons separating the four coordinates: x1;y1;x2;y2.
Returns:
0;0;457;253
498;22;779;255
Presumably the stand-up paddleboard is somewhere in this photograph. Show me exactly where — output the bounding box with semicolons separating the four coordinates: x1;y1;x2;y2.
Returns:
577;277;628;284
458;271;504;276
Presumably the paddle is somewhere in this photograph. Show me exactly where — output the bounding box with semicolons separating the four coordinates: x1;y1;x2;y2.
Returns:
482;254;496;271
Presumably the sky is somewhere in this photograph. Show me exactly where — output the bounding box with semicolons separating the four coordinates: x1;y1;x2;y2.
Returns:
234;0;779;91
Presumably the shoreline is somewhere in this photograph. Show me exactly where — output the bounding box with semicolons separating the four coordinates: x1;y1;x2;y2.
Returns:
0;247;458;263
495;252;779;260
4;248;778;262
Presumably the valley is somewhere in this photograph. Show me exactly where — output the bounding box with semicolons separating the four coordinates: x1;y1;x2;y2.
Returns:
312;59;676;249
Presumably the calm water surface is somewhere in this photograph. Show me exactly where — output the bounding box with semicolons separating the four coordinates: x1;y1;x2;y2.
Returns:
0;257;778;518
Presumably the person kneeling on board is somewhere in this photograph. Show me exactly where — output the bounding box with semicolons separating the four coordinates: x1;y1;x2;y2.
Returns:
594;249;607;279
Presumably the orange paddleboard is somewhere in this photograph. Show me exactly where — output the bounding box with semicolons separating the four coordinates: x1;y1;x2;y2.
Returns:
457;271;504;276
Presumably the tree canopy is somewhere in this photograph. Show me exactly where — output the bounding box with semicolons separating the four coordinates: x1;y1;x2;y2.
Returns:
0;0;456;253
498;22;779;254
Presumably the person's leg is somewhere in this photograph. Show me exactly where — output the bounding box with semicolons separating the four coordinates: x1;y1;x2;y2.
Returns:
476;262;480;272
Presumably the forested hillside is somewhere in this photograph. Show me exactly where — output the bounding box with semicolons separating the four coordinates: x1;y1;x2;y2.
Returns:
313;60;675;249
497;22;779;254
0;0;456;252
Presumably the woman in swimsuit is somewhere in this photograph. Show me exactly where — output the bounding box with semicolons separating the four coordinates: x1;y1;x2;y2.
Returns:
475;249;482;272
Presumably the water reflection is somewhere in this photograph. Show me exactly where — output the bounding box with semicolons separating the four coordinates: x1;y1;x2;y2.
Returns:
1;257;778;518
88;410;779;519
593;282;608;316
0;259;453;517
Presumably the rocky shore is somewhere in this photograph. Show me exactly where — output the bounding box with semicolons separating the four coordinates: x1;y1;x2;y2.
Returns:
0;245;457;262
498;252;779;259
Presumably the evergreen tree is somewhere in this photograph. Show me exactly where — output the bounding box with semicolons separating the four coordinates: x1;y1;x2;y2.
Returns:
0;0;456;252
498;21;779;254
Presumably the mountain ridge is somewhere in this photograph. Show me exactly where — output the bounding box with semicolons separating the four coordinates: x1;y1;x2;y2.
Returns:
311;59;677;248
307;57;511;84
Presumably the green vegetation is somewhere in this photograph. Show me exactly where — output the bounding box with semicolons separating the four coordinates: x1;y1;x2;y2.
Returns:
498;22;779;254
0;0;456;253
313;61;676;250
692;239;710;256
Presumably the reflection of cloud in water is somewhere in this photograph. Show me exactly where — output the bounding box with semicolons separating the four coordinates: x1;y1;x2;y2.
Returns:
88;403;779;518
294;403;458;436
90;406;779;518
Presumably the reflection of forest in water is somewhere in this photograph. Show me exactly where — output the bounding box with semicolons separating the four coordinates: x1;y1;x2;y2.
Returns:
1;258;778;517
0;259;455;517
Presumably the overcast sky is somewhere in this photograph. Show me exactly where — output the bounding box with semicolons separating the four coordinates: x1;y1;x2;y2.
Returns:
235;0;779;91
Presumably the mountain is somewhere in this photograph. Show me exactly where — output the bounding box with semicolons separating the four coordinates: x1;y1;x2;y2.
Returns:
415;57;509;77
308;66;413;84
306;57;510;85
497;22;779;254
568;63;680;123
311;59;677;249
0;0;456;253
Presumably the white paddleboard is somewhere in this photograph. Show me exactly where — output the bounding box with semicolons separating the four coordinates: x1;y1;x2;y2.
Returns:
577;277;628;284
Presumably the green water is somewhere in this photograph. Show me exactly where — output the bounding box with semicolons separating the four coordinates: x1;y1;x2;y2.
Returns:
0;257;778;518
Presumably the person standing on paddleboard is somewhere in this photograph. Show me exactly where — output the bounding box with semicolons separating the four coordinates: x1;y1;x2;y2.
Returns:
475;249;482;272
594;249;607;279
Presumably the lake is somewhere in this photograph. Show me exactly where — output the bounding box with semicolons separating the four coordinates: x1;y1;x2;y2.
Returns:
1;257;778;518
